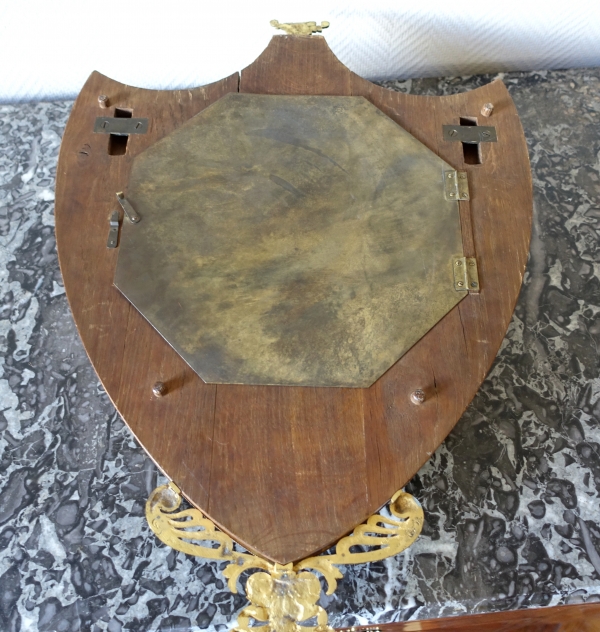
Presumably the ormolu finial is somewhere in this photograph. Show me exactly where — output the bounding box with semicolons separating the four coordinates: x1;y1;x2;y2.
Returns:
270;20;330;36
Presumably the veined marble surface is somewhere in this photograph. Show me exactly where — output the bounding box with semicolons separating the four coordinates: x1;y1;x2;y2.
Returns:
1;68;600;631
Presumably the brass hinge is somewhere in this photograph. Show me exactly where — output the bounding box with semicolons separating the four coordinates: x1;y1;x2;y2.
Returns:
444;170;470;201
453;256;480;293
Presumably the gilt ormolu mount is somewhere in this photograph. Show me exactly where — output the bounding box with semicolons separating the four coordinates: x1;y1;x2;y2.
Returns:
55;23;532;630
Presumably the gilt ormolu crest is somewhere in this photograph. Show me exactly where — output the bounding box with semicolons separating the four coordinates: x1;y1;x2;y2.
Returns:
55;30;532;618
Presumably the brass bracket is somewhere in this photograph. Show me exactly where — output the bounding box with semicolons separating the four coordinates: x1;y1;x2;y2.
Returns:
93;117;148;135
146;483;423;632
442;125;497;143
444;170;470;201
270;20;330;35
454;256;480;293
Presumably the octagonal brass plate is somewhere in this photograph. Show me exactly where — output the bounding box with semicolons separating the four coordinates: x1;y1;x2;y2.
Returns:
114;94;466;387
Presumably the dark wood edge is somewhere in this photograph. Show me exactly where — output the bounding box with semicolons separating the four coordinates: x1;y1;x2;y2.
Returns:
339;602;600;631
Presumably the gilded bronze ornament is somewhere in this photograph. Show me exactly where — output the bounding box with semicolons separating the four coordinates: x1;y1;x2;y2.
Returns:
146;483;424;632
270;20;330;36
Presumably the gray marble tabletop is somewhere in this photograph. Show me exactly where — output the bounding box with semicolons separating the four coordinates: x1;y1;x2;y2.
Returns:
1;67;600;632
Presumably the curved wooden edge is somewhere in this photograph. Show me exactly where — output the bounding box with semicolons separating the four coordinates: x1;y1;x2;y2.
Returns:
55;36;532;564
341;603;600;631
54;69;238;526
355;76;532;512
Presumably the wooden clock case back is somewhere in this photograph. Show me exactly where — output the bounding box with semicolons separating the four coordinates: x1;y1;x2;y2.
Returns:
55;35;533;565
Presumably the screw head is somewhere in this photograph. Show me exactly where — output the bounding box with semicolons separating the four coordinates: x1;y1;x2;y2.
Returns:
410;389;426;405
457;281;464;287
456;260;462;266
152;381;167;397
98;94;109;108
449;129;458;137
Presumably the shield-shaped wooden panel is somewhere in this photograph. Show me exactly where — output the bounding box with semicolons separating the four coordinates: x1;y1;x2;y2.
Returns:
55;35;532;564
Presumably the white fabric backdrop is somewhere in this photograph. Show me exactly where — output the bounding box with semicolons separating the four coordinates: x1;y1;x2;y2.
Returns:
1;0;599;103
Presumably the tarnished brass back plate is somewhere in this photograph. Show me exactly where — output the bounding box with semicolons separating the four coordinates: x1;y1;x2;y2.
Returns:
114;94;465;387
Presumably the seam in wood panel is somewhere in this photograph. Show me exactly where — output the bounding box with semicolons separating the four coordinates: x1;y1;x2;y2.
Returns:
457;304;469;355
205;383;220;514
370;411;384;504
432;364;439;421
458;200;477;258
359;389;369;507
106;305;179;486
113;300;134;413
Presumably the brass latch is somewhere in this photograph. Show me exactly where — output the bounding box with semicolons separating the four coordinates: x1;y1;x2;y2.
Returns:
444;170;470;201
107;194;140;249
107;211;120;249
453;256;480;293
116;192;141;223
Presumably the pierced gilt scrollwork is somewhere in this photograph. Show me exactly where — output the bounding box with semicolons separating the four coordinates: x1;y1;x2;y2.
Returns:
146;483;423;632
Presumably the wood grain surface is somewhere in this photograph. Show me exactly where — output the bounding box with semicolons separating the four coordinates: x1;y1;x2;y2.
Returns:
340;602;600;631
55;35;532;564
